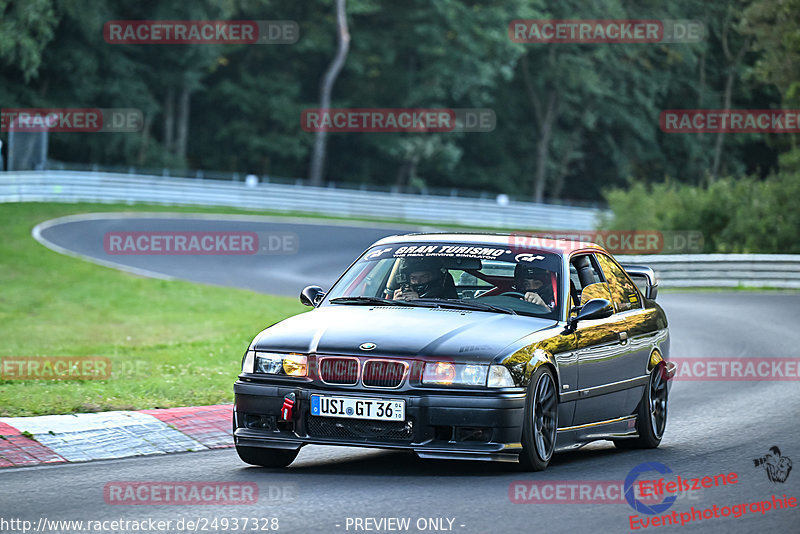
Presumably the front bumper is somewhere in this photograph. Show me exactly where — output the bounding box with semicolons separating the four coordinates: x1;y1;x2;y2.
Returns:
233;381;526;461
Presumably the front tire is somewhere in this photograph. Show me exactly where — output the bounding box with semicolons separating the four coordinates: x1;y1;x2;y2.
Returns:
614;364;668;449
236;446;299;467
519;366;558;471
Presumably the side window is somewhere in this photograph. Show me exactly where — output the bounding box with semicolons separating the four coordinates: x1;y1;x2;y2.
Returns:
569;254;603;306
595;254;642;312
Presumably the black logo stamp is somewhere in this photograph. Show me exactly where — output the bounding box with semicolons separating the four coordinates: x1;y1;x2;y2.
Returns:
753;446;792;483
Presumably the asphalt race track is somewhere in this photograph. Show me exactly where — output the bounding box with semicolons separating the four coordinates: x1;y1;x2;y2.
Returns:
34;213;428;296
7;213;800;533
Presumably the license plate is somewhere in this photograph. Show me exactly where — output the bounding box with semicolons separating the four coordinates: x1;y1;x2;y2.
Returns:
310;395;405;421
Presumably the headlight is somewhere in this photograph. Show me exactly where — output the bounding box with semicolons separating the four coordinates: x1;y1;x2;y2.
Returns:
487;364;515;387
422;362;488;386
254;353;282;374
252;352;308;377
461;364;488;386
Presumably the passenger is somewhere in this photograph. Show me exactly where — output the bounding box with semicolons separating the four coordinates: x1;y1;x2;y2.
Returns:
392;258;448;300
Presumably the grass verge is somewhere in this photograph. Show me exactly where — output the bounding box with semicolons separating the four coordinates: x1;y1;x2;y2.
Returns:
0;202;308;416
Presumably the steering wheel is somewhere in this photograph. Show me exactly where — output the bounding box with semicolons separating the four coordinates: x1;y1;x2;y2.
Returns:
498;291;551;310
499;291;526;298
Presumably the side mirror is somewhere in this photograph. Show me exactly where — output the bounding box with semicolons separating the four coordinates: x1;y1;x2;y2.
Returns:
567;298;613;330
622;265;659;300
300;285;325;307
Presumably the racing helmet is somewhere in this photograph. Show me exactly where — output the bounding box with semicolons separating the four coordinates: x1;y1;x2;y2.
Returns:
397;257;446;298
514;264;551;293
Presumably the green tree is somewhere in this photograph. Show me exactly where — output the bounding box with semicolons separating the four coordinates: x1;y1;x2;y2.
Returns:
740;0;800;171
0;0;58;82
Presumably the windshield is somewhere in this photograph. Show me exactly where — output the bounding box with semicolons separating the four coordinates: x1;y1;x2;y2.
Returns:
324;242;562;319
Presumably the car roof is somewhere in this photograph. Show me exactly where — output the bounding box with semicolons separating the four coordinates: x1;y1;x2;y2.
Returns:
371;232;607;256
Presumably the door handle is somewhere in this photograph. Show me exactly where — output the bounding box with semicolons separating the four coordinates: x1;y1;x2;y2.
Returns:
619;331;628;344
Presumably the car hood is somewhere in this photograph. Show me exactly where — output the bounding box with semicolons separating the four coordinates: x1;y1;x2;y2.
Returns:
252;305;558;362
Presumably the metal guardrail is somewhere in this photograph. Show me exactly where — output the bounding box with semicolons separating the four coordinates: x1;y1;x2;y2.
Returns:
0;170;601;230
44;160;603;208
616;254;800;288
4;171;798;288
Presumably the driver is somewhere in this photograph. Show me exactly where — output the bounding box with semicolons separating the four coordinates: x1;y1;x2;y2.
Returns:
514;264;555;311
392;258;447;300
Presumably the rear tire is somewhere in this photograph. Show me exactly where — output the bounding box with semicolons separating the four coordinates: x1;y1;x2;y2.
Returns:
236;446;299;467
614;365;667;450
519;366;558;471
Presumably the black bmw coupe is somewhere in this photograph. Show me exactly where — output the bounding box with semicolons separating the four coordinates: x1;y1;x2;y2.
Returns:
233;233;674;470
